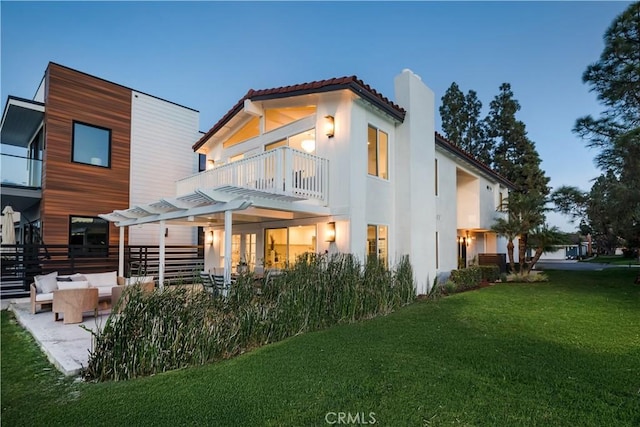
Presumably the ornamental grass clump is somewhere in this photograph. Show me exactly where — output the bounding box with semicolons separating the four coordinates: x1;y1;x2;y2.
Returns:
84;253;415;382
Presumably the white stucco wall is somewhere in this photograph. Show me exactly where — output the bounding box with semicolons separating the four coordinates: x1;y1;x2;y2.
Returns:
394;70;436;294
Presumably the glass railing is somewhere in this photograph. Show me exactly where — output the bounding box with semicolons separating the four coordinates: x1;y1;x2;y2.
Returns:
0;153;42;188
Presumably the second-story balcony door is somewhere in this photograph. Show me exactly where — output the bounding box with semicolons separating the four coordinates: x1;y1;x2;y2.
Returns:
28;127;44;188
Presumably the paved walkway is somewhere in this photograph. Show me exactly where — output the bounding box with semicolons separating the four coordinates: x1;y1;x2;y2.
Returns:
8;300;108;377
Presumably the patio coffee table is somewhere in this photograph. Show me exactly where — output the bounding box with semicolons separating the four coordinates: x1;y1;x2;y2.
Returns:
52;288;99;324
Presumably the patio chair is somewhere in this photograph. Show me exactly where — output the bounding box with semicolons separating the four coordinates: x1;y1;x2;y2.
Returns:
199;271;221;297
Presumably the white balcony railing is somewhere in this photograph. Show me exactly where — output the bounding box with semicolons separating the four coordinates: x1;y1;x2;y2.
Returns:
176;146;329;204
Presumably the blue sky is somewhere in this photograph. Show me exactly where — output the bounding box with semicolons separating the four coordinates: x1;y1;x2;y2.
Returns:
1;1;631;231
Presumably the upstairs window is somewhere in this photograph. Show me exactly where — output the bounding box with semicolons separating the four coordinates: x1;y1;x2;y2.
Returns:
265;106;316;132
367;125;388;179
224;116;260;148
72;122;111;167
265;129;316;154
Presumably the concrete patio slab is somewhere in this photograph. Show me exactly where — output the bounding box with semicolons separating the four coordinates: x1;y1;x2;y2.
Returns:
8;301;109;377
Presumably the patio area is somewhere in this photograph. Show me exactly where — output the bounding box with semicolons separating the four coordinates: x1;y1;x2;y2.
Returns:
6;297;109;376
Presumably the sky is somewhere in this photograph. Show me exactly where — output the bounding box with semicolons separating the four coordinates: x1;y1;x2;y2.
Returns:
1;1;631;232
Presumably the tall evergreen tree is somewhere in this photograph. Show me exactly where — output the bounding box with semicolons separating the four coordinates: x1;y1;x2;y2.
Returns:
439;82;466;147
574;2;640;251
484;83;550;197
440;83;492;163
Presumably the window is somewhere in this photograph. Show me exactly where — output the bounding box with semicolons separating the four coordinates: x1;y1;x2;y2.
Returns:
224;116;260;148
72;122;111;167
367;224;388;267
229;153;245;163
367;125;388;179
69;216;109;257
198;154;207;172
265;106;316;132
265;226;316;269
264;129;316;154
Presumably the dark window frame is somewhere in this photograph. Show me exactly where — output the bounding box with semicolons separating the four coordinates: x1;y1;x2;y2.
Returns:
71;121;112;168
68;215;109;258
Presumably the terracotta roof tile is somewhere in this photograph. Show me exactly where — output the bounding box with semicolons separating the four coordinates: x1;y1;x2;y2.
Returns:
193;76;405;151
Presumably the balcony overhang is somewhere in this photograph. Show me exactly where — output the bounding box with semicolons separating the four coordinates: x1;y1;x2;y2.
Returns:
0;96;45;148
0;185;41;212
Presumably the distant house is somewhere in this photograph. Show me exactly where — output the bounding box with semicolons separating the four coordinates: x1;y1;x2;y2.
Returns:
1;63;201;248
100;69;513;293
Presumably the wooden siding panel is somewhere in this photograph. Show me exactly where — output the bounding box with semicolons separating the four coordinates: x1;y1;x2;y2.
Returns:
42;64;131;246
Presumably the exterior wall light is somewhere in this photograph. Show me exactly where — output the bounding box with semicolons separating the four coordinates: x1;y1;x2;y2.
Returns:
206;230;214;245
206;159;215;170
324;115;335;138
326;221;336;242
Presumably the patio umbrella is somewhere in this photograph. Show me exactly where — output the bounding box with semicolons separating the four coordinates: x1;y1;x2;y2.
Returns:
2;206;16;245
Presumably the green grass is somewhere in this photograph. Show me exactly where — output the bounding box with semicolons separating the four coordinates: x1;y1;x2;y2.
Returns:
3;269;639;426
583;255;639;265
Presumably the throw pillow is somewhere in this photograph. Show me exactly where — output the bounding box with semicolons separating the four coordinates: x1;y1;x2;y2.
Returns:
57;281;90;290
57;276;73;282
34;271;58;294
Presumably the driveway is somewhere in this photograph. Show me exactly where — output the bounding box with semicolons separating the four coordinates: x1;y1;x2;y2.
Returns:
534;260;614;271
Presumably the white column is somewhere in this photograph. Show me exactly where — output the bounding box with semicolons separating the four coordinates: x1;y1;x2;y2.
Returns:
223;210;232;293
118;226;125;277
159;220;166;290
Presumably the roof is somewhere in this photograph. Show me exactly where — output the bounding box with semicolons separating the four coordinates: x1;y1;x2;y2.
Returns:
434;132;516;189
193;76;406;151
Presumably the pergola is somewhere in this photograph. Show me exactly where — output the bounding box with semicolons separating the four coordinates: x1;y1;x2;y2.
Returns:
99;188;330;288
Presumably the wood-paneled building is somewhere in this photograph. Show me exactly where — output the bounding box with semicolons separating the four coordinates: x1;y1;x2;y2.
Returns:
1;63;201;247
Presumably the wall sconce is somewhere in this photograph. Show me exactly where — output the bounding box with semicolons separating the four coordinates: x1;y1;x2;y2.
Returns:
326;221;336;242
324;115;335;138
206;159;215;170
206;230;214;245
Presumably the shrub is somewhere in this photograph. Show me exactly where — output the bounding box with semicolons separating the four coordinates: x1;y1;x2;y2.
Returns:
443;280;458;294
506;272;549;283
478;265;500;282
84;253;416;382
450;266;482;291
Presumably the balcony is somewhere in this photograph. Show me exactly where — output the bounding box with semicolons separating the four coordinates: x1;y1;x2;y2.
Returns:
176;146;329;205
1;153;42;189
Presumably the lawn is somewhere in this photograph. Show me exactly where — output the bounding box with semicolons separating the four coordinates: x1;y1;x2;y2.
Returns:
2;269;639;426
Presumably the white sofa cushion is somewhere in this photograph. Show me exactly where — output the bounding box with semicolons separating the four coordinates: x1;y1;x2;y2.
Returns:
35;292;54;302
97;287;112;298
34;271;58;294
84;271;117;288
124;276;154;286
57;281;90;290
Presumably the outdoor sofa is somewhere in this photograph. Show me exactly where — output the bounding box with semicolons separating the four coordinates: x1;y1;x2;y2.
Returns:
30;270;154;314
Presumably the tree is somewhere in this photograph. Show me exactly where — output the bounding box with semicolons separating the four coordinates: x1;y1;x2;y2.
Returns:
440;82;466;147
574;2;640;253
550;185;589;224
485;83;550;197
526;225;567;273
440;83;491;163
491;215;521;273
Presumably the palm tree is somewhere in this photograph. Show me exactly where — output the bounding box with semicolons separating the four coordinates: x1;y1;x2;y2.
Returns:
527;225;567;273
491;216;522;273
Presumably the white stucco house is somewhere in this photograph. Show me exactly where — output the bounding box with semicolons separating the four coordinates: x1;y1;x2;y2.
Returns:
100;69;513;294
